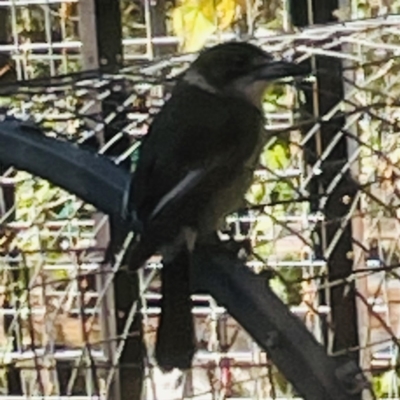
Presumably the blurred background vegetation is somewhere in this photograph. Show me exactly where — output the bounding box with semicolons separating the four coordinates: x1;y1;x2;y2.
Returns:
0;0;400;397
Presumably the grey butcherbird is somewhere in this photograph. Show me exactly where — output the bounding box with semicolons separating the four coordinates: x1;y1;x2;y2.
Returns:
127;42;304;371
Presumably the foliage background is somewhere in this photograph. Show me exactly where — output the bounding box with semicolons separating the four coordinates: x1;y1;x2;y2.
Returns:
1;0;400;397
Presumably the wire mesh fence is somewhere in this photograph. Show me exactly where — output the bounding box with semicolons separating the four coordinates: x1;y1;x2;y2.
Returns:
0;0;399;398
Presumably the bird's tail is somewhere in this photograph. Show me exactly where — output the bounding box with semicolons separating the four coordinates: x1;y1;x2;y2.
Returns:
155;249;196;371
125;236;157;271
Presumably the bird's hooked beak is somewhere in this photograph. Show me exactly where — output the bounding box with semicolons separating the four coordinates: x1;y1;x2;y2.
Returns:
252;60;307;82
229;58;307;109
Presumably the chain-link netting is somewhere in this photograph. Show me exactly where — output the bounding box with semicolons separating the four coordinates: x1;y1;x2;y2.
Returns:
0;2;399;398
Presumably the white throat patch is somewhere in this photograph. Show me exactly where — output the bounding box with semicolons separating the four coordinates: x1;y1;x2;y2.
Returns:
229;77;268;111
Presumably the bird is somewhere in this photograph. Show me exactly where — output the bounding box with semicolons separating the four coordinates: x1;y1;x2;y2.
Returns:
126;41;304;371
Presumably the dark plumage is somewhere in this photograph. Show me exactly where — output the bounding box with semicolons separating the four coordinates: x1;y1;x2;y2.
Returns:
127;42;304;371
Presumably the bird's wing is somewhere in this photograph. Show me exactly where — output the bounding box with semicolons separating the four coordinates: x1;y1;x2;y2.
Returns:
132;85;263;223
149;168;204;221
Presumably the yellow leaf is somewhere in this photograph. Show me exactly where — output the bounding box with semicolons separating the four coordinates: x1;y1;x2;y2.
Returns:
216;0;236;30
172;0;215;52
172;0;237;52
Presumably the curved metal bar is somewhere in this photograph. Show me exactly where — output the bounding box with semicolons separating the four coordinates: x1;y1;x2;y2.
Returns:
192;246;367;400
0;119;368;400
0;118;130;219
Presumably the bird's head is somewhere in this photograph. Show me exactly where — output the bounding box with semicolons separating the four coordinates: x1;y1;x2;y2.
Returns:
183;42;304;109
